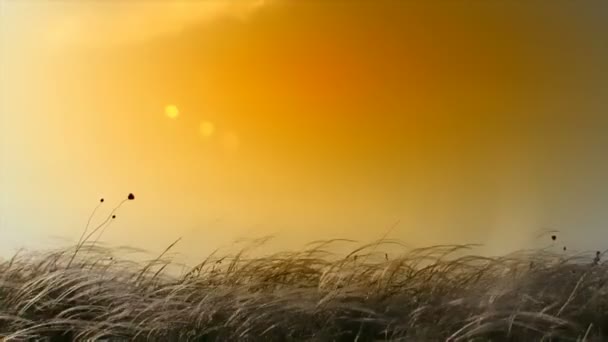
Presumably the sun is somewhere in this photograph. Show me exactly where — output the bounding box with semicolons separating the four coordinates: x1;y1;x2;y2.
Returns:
165;105;179;119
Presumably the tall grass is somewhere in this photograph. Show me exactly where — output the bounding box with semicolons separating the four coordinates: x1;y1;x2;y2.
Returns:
0;239;606;341
1;196;603;341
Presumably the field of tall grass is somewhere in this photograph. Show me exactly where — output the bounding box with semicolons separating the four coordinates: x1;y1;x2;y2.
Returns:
1;240;606;341
1;196;606;341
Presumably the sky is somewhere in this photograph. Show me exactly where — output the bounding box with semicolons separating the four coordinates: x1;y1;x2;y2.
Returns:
1;1;608;259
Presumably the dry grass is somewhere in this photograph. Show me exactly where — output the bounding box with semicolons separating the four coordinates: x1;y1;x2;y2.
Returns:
0;239;606;341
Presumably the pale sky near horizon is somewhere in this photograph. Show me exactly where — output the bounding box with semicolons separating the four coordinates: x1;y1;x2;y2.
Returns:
1;1;608;260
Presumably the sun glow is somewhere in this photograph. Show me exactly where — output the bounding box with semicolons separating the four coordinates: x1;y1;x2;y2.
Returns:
165;105;179;119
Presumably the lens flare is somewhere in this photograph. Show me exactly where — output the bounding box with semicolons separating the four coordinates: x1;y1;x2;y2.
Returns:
165;105;179;119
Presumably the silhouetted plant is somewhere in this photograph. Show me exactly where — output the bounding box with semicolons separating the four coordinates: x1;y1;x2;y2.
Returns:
67;194;135;268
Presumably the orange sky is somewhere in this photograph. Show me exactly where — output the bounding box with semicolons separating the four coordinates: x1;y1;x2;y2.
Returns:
2;1;608;259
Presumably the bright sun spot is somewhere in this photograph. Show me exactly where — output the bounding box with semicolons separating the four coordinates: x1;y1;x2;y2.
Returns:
165;105;179;119
199;121;216;137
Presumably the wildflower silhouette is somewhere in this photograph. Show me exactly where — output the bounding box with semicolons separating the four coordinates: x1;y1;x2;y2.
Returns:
75;197;106;257
67;193;135;268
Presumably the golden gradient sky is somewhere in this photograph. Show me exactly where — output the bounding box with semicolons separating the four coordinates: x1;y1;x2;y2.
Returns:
2;1;608;258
